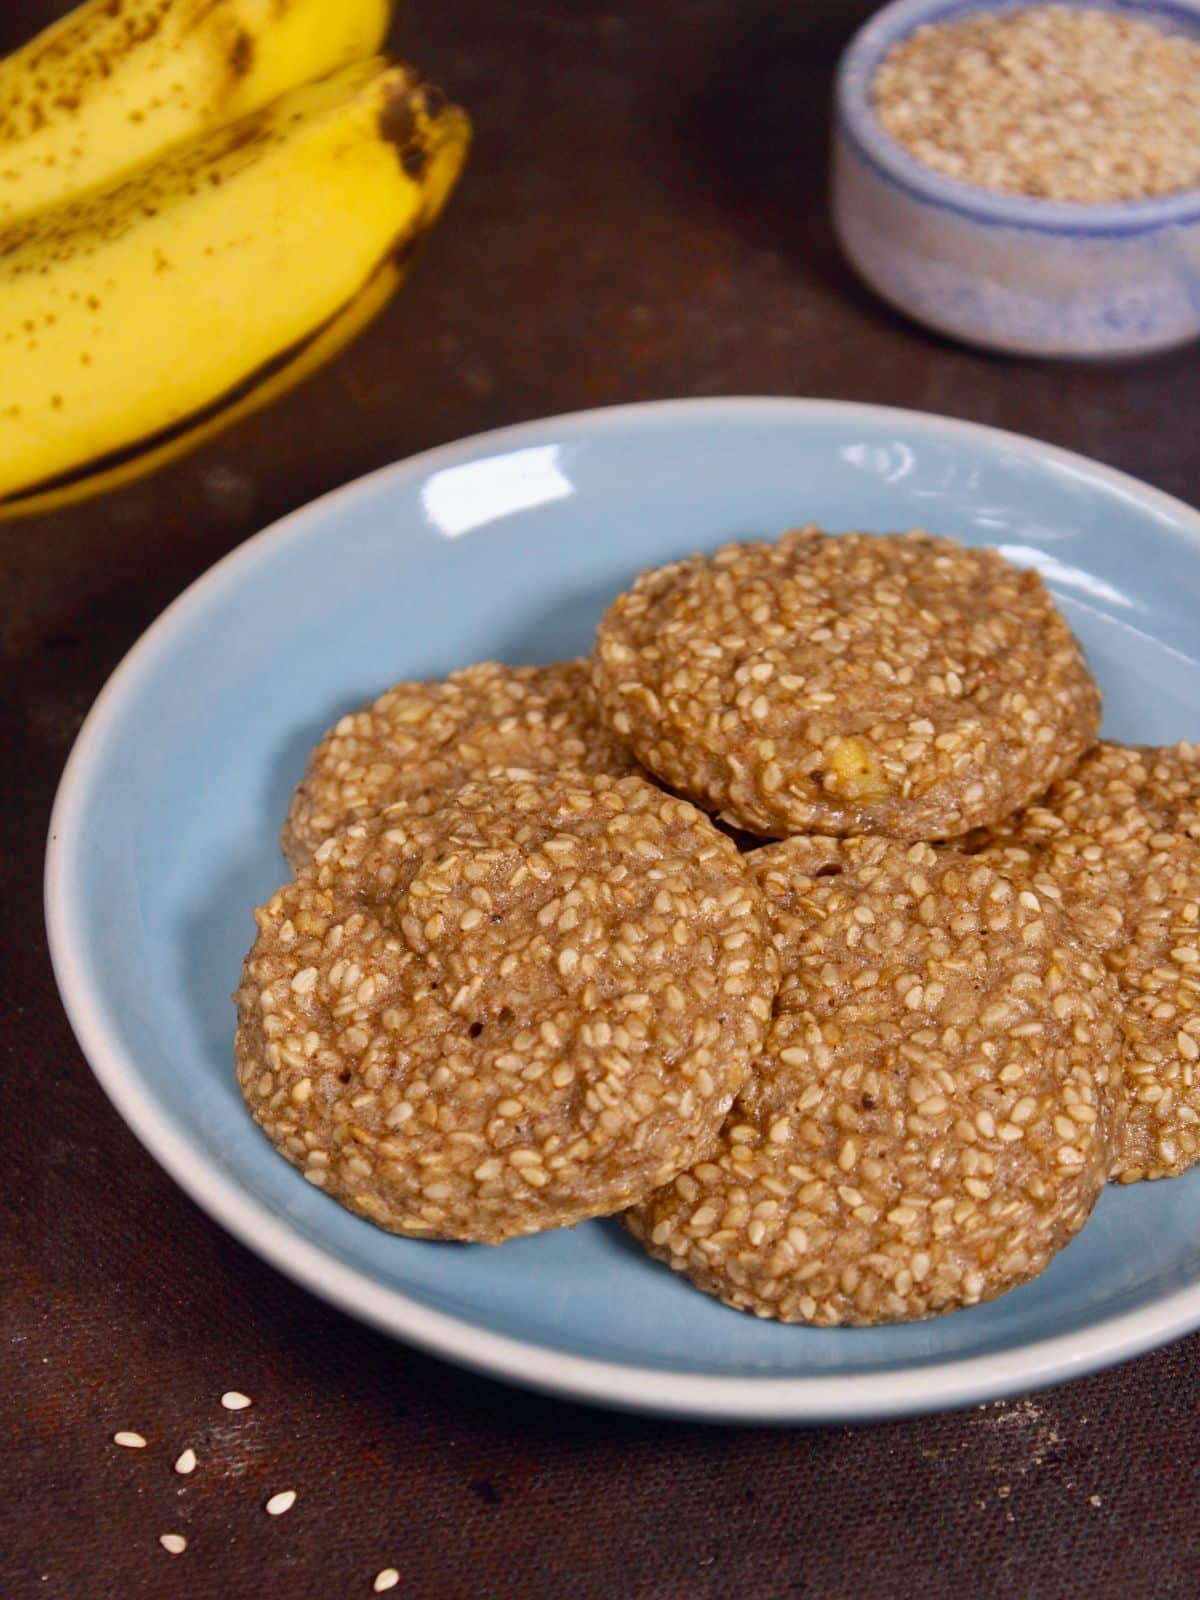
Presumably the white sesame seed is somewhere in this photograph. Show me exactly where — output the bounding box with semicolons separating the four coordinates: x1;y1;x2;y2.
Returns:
265;1490;297;1516
174;1448;197;1476
875;6;1200;203
220;1391;252;1411
373;1571;401;1593
159;1534;187;1556
113;1431;146;1449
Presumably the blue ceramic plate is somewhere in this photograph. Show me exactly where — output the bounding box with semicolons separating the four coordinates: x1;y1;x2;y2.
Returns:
46;399;1200;1423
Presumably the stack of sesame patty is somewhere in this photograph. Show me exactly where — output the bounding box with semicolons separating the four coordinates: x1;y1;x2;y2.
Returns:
235;527;1200;1325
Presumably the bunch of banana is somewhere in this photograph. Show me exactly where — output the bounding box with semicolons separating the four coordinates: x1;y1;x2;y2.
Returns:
0;0;394;224
0;1;469;518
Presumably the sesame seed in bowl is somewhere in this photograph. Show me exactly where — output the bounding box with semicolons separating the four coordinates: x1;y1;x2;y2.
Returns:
833;0;1200;356
875;6;1200;204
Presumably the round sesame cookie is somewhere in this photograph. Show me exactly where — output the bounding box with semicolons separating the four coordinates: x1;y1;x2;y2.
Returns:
1107;843;1200;1181
1027;837;1200;1183
592;528;1101;841
625;836;1119;1326
969;741;1200;853
237;772;777;1244
282;660;639;867
963;744;1200;1182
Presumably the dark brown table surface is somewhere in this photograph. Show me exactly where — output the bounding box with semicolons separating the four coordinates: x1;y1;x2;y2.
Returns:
5;2;1200;1595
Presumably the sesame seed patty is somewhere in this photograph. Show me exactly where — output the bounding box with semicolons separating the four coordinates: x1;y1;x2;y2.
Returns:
971;741;1200;853
238;773;778;1244
282;660;640;868
591;529;1101;842
965;743;1200;1182
625;836;1119;1325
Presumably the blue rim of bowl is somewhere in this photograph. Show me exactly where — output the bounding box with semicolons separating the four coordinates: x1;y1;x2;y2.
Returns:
44;398;1200;1425
836;0;1200;237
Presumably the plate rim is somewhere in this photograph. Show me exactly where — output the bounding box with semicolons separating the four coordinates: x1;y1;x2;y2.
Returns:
44;395;1200;1424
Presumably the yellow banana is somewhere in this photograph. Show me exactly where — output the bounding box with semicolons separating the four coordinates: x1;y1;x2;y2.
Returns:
0;0;393;225
0;253;400;521
0;57;469;517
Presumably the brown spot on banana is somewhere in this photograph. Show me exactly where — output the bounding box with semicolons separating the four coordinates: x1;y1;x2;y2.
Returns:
379;75;454;182
377;83;417;149
422;85;447;118
229;28;255;77
401;142;427;179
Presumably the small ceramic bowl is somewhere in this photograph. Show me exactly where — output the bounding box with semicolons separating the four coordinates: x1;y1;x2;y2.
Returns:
833;0;1200;358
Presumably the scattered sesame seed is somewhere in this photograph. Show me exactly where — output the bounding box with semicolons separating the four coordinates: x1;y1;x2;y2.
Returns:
174;1448;197;1476
159;1534;187;1556
373;1571;401;1594
220;1391;252;1411
265;1490;297;1516
113;1431;146;1449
